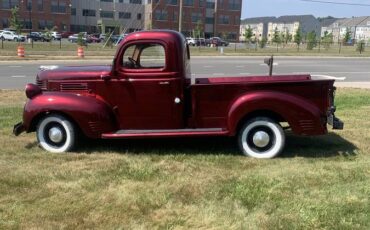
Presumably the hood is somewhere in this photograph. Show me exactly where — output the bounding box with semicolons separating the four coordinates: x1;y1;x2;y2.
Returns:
38;65;112;81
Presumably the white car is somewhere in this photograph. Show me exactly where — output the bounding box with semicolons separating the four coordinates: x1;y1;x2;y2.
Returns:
186;37;196;46
0;31;26;42
51;32;61;40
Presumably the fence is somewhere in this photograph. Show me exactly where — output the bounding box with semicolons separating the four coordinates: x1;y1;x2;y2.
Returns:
188;40;370;56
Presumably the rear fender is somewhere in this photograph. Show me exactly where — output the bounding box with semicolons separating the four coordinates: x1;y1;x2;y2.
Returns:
23;92;116;138
228;91;325;136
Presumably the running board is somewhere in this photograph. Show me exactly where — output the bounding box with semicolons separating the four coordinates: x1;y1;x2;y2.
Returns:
102;128;229;139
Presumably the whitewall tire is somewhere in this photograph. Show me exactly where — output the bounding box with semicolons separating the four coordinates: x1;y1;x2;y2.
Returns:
238;117;285;159
36;115;75;153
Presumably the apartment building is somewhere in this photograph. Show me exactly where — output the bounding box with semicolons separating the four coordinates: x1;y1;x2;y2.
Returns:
70;0;144;34
240;15;321;42
239;17;274;41
145;0;242;40
0;0;71;31
322;16;370;42
267;15;320;41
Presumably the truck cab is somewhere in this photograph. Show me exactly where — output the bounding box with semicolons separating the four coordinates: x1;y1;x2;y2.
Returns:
14;30;343;158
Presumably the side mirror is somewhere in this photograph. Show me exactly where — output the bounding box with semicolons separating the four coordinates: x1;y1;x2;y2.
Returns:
264;55;274;76
101;74;112;81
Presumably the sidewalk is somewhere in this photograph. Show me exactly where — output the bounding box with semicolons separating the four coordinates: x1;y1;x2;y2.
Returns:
335;82;370;89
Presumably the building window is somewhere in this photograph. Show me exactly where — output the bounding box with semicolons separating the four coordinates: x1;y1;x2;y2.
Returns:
166;0;177;5
191;12;202;23
51;0;66;13
206;1;214;9
199;0;205;7
100;11;114;18
119;12;131;19
26;0;32;10
71;8;76;15
228;0;240;10
2;18;9;28
234;16;240;25
82;9;96;17
100;0;113;2
205;17;213;24
38;20;46;30
23;18;32;29
184;0;193;6
172;11;178;21
154;10;168;21
137;13;142;20
37;0;43;11
1;0;18;9
218;15;229;24
130;0;142;3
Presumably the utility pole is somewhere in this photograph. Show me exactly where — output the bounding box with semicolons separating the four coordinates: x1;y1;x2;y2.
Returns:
213;0;218;37
179;0;183;33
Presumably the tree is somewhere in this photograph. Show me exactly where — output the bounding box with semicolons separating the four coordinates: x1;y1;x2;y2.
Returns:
306;31;317;50
244;26;253;43
194;20;203;38
356;40;365;53
272;27;281;44
9;6;23;35
44;26;57;44
259;37;267;48
294;26;303;49
343;28;351;44
322;31;333;50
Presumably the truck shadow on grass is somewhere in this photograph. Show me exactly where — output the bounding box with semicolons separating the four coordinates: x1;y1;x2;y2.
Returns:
76;132;357;158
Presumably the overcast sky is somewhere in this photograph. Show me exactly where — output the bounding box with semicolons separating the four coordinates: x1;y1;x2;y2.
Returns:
241;0;370;19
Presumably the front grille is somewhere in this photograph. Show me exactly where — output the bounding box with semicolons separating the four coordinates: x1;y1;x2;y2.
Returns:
60;83;88;92
36;78;47;90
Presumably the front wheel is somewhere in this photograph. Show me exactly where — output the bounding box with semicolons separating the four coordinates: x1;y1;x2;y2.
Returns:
238;117;285;158
36;114;76;153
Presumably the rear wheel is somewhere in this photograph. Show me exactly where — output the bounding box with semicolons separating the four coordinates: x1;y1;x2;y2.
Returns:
238;117;285;158
36;114;76;153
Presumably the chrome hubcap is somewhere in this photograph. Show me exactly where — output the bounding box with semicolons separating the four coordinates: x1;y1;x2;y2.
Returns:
252;131;270;148
48;127;63;143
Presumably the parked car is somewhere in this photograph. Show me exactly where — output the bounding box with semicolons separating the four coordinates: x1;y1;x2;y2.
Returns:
0;31;26;42
61;31;74;39
26;32;45;41
186;37;196;46
87;34;101;43
209;37;229;46
68;33;90;43
51;32;61;40
195;38;206;46
14;30;343;158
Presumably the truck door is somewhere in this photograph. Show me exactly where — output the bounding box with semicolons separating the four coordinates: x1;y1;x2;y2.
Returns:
115;42;184;129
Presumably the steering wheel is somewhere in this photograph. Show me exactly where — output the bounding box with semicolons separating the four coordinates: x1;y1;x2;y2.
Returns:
128;57;138;68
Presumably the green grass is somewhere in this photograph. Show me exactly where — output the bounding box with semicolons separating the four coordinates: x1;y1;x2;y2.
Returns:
0;88;369;229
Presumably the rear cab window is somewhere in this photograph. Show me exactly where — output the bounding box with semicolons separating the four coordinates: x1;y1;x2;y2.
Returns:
121;43;166;70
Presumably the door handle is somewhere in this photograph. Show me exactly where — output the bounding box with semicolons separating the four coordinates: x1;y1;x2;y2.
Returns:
159;81;170;85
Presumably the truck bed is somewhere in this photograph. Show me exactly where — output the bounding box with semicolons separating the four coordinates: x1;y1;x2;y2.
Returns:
188;74;335;135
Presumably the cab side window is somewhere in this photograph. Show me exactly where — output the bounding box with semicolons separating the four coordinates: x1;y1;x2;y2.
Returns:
121;43;166;70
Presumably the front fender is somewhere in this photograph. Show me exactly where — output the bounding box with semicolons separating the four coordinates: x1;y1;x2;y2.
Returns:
228;91;325;136
23;92;116;138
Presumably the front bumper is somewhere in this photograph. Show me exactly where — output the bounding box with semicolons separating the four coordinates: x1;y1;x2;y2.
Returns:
13;122;25;136
328;114;344;130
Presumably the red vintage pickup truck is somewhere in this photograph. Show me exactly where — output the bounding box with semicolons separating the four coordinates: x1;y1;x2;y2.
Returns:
14;30;343;158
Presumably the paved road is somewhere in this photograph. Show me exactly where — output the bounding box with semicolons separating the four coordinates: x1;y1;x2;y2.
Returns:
0;57;369;89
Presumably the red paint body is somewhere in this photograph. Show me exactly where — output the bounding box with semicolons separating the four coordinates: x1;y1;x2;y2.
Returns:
20;30;338;139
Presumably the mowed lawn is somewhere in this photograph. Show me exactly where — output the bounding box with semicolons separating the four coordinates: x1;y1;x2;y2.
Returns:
0;89;369;229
